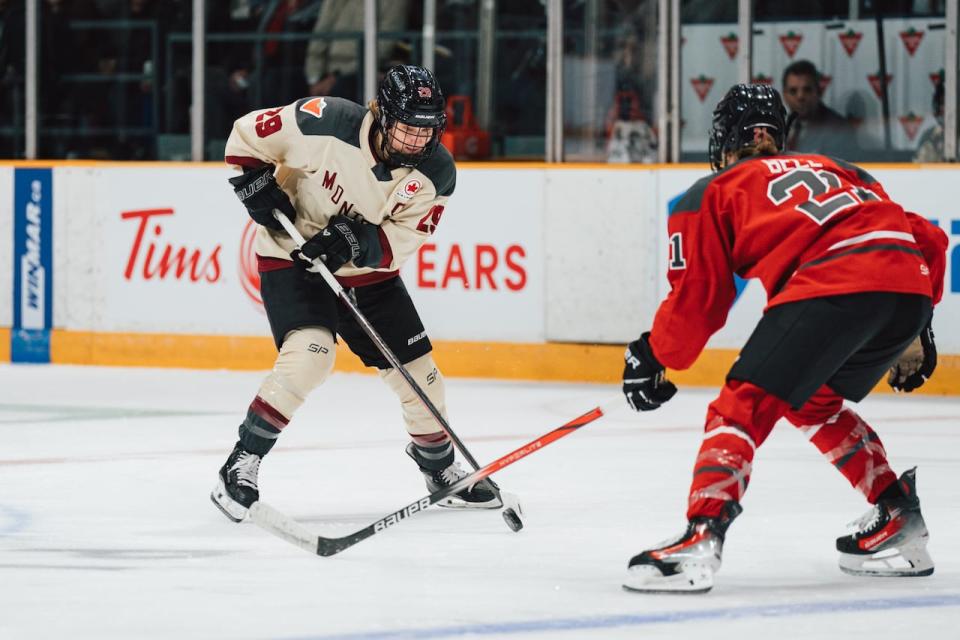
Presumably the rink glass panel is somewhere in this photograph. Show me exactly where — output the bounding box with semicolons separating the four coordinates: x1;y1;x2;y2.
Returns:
33;3;189;161
562;0;661;164
680;0;948;163
2;1;953;162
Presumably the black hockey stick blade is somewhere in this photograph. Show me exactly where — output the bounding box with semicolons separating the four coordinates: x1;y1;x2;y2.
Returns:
249;399;620;556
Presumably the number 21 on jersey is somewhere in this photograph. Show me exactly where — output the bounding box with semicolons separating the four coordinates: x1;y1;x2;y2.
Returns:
669;232;687;270
765;164;879;226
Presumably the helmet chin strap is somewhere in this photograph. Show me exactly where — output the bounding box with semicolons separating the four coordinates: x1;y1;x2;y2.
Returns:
369;125;395;167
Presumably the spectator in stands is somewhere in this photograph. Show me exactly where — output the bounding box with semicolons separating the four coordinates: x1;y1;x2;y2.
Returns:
73;42;134;159
37;0;80;155
303;0;410;101
0;0;26;154
782;60;859;159
605;23;658;163
914;72;951;162
261;0;314;104
207;55;255;140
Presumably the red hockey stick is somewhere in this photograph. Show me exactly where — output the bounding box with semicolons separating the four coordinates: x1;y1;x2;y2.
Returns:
250;398;621;556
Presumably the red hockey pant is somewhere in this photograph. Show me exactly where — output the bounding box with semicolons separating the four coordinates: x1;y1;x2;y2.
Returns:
687;380;897;520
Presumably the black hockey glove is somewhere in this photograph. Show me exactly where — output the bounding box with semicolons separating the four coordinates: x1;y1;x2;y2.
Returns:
888;321;936;392
292;215;382;275
228;165;296;231
623;332;677;411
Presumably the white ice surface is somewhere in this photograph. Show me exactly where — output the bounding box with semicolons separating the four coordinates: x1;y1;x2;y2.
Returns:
1;364;958;640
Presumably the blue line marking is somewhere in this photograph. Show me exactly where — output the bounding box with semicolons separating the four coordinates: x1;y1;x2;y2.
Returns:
286;594;960;640
0;504;31;537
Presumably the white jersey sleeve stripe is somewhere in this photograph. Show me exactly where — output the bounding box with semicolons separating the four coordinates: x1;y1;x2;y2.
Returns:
826;230;916;252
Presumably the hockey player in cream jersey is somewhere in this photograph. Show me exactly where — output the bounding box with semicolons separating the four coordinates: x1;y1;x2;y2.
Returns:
211;65;501;523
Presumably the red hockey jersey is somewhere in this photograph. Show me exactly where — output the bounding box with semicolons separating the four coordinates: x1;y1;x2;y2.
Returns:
649;153;948;371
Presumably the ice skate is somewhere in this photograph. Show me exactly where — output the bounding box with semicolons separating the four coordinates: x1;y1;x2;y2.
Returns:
406;443;502;509
836;467;934;577
624;502;741;594
210;442;262;522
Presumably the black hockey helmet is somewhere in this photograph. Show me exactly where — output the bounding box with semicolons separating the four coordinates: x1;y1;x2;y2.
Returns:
375;64;447;167
708;83;788;171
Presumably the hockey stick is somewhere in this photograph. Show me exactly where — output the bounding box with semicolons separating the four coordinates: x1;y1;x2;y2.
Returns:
271;210;514;522
249;398;621;556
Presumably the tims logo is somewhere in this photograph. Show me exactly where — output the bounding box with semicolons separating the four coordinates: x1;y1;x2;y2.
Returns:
20;179;45;328
121;208;221;282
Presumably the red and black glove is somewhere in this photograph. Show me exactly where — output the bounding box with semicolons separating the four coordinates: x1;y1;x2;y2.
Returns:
623;332;678;411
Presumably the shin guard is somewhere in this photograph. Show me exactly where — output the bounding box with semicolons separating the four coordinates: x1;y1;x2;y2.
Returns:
787;386;896;503
687;381;789;519
239;327;336;456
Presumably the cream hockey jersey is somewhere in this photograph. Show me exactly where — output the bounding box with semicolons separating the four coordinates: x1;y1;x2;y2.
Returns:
225;96;456;286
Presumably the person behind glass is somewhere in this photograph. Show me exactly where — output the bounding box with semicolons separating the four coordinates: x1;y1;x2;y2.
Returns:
211;65;502;524
303;0;410;101
914;73;951;162
782;59;859;159
620;84;947;593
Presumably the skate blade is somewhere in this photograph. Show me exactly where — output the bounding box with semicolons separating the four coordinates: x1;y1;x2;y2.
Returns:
839;543;935;577
436;495;503;510
623;563;714;594
210;478;249;523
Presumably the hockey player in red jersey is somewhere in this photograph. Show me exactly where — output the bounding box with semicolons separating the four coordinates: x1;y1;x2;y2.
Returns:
621;84;948;593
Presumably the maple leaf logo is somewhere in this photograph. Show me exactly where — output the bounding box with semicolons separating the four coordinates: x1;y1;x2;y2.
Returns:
839;29;863;57
899;27;924;56
868;73;894;99
779;31;803;58
899;112;924;141
690;75;714;102
720;33;739;60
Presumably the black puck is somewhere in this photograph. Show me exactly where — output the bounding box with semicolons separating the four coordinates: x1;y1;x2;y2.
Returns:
502;507;524;532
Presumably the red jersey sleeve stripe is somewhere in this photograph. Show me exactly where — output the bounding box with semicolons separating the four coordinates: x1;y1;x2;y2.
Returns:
376;227;394;269
225;155;269;169
257;255;293;272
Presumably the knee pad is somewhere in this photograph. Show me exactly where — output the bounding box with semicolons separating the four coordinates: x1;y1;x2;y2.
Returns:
785;384;844;429
257;327;336;419
379;353;446;436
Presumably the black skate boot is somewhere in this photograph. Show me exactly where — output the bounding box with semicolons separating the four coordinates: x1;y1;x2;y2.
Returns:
836;467;934;577
624;501;742;594
406;443;502;509
210;441;262;522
